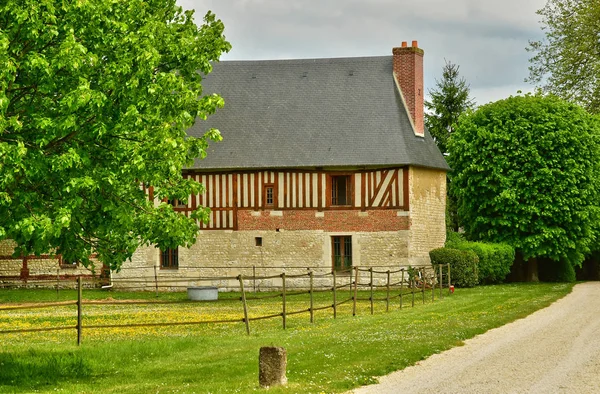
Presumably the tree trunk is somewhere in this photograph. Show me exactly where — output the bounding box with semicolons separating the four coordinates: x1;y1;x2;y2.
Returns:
526;257;539;282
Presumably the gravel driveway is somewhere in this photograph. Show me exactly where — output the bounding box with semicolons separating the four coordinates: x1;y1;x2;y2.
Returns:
352;282;600;394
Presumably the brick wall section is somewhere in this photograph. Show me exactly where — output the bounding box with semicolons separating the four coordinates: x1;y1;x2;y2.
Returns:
408;166;447;265
392;42;424;137
238;209;409;232
0;239;97;281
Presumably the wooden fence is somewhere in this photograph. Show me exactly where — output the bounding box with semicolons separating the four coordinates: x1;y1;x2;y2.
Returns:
0;264;451;344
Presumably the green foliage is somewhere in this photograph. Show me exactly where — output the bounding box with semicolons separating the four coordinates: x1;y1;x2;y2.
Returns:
424;61;473;232
445;231;466;246
446;234;515;284
425;60;474;155
539;258;577;282
0;1;231;270
448;94;600;267
430;247;479;288
527;0;600;113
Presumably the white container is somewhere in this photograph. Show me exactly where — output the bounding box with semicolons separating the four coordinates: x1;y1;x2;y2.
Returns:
187;286;218;301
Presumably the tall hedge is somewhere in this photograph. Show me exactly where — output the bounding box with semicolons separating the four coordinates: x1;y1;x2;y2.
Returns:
446;235;515;284
538;257;576;282
430;247;479;288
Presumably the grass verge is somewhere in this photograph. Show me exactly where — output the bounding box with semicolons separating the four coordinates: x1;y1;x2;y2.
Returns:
0;283;573;393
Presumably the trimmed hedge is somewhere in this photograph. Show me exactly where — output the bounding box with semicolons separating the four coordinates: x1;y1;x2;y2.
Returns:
446;233;515;284
539;258;576;282
430;247;479;288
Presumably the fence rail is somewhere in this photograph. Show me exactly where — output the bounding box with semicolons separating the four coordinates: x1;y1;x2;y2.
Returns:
0;264;451;344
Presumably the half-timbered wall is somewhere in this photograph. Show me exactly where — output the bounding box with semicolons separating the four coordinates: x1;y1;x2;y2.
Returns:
172;168;407;230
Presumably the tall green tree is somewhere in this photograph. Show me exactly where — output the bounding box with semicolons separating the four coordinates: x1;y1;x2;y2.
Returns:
425;61;474;232
0;1;231;270
425;60;474;155
448;94;600;280
527;0;600;113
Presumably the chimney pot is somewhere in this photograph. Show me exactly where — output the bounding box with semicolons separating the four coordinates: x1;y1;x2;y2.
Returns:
401;41;408;48
412;40;418;47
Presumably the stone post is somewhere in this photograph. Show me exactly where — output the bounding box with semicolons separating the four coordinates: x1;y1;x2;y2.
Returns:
259;347;287;388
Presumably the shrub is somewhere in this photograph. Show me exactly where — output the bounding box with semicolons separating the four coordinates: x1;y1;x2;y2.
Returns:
430;247;479;288
450;242;514;284
445;231;466;247
539;258;576;282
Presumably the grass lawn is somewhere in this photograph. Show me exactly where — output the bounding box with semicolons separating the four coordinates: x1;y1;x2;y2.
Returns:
0;283;573;393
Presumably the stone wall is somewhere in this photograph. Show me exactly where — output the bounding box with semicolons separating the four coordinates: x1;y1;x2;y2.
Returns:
117;229;411;290
0;240;20;278
407;166;447;265
0;239;98;285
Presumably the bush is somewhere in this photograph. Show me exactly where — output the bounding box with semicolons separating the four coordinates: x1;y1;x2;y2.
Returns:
539;258;576;282
446;240;515;284
430;247;479;288
445;231;466;247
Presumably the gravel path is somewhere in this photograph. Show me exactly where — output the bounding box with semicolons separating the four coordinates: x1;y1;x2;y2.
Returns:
352;282;600;394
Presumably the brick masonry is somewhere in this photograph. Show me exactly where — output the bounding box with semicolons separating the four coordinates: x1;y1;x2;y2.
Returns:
392;42;424;137
238;209;409;232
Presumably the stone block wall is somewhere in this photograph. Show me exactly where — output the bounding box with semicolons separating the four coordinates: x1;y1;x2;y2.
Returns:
0;240;20;278
407;166;447;265
118;229;411;291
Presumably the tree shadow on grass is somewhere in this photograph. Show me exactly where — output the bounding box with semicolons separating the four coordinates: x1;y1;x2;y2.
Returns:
0;350;92;392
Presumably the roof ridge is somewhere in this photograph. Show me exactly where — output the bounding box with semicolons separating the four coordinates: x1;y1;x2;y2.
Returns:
215;55;391;66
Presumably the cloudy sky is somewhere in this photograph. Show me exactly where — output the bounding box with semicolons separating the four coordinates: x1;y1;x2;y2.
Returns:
177;0;548;106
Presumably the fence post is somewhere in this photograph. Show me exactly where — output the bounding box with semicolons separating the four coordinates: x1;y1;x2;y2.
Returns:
369;267;374;315
332;270;337;319
421;268;426;305
352;267;359;316
411;274;415;308
309;271;314;323
400;269;404;309
238;275;250;335
77;276;82;346
154;265;159;297
281;273;286;329
439;264;443;299
56;269;60;300
253;265;256;293
448;264;452;295
431;271;435;302
386;270;390;313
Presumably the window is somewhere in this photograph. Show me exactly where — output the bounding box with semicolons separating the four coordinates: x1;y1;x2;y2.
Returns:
161;248;179;269
332;236;352;271
255;237;263;247
331;175;352;206
263;184;276;208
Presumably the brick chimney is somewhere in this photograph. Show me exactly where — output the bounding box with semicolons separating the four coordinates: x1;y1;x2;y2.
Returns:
392;41;424;137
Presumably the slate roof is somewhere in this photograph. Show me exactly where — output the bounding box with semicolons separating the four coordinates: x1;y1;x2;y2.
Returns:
187;56;449;171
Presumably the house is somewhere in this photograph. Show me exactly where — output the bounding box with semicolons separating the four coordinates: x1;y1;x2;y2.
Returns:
0;41;449;288
116;41;449;288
